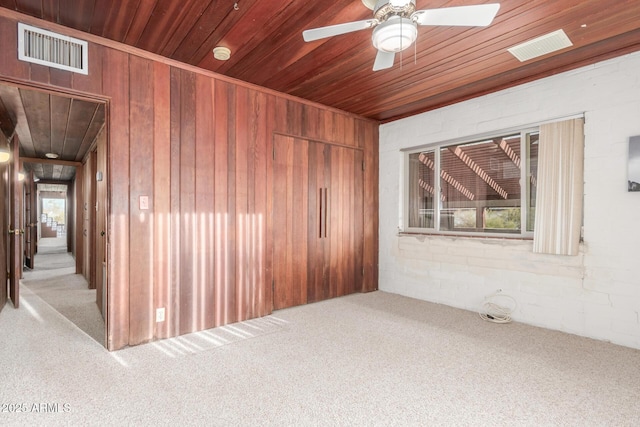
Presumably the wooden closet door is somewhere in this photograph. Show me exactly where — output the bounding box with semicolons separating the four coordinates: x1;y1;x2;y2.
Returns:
273;136;364;310
306;141;327;303
272;135;309;310
326;145;364;299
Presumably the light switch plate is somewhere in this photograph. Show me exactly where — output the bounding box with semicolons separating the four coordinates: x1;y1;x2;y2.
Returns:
140;195;149;210
156;307;165;322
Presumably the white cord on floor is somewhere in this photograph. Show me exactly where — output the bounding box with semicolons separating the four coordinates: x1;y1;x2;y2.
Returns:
479;291;516;324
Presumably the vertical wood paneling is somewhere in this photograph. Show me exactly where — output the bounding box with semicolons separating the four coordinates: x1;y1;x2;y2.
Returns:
357;119;378;292
0;13;379;350
307;141;325;303
272;136;287;310
102;47;130;351
263;94;276;315
95;128;107;316
74;164;83;275
273;135;308;310
0;19;29;80
29;63;51;85
178;68;196;336
195;72;215;331
49;67;72;89
81;150;94;287
128;55;155;345
328;146;342;297
353;149;364;293
213;80;230;327
225;81;238;325
153;61;171;339
252;90;269;317
235;86;250;321
169;66;182;338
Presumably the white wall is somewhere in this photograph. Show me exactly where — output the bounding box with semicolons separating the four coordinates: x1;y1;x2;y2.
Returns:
379;51;640;349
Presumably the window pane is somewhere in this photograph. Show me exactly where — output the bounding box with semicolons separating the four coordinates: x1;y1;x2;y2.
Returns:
527;132;539;232
408;151;435;228
484;207;520;230
440;135;522;233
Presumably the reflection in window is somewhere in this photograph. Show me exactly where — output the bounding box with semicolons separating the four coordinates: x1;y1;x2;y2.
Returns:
406;130;538;236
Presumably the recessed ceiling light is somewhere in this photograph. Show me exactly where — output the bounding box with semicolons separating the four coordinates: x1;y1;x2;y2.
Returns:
213;46;231;61
45;152;59;159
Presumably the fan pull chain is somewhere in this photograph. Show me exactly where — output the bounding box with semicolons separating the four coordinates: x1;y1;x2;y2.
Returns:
400;20;403;70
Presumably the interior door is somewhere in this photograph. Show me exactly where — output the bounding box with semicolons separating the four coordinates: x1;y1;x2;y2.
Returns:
24;172;36;269
8;137;22;308
0;147;8;313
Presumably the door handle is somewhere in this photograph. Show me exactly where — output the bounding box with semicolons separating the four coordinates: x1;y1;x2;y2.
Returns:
8;229;24;235
101;231;105;237
319;188;323;238
323;188;328;238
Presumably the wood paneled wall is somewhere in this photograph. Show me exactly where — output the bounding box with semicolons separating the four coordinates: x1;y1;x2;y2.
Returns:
0;10;379;350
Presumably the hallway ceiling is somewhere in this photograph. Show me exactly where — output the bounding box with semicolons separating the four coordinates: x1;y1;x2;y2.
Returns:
0;84;104;181
2;0;640;122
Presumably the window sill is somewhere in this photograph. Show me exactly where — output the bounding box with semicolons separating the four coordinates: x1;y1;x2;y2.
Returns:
397;231;534;241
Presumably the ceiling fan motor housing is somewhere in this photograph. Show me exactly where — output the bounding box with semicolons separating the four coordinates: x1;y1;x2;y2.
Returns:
372;17;418;52
374;0;416;21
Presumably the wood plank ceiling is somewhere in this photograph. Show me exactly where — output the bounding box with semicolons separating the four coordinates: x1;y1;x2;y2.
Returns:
1;0;638;123
0;0;640;181
0;84;104;181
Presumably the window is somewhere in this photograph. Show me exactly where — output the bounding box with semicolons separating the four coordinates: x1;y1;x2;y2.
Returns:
405;130;539;236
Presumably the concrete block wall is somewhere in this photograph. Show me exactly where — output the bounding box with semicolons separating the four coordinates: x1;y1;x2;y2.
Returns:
379;51;640;349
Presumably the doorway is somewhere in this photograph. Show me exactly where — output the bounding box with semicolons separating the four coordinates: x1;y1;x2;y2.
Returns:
0;81;108;347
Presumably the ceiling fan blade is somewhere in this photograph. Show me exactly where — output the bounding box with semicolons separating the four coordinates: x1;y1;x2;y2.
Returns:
413;3;500;27
303;19;377;42
373;50;395;71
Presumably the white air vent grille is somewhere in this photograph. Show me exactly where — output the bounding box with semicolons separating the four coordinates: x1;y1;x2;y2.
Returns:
18;23;88;74
507;29;573;62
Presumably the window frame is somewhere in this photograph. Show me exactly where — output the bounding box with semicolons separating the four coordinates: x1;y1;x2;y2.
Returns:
402;127;539;238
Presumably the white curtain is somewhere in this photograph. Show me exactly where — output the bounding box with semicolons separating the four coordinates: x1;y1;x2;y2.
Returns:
533;118;584;255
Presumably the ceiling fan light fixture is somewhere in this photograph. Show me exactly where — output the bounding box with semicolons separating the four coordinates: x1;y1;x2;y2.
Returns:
213;46;231;61
45;152;59;159
361;0;377;10
372;18;417;53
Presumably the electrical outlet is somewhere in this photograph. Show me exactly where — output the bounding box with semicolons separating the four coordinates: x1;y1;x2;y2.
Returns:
156;307;165;322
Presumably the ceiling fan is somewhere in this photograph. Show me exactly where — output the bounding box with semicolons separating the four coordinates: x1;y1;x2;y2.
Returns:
302;0;500;71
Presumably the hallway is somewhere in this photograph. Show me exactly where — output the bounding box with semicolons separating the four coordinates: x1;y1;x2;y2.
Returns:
21;237;104;345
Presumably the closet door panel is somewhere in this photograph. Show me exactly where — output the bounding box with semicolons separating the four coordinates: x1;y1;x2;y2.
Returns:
326;145;363;298
273;135;309;310
307;141;327;304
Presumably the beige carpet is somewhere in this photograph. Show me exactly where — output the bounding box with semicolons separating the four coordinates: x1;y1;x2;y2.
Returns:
20;241;105;344
1;286;640;425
